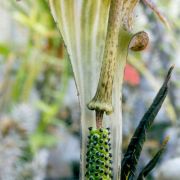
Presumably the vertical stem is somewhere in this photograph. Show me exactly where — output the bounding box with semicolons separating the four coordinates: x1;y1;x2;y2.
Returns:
87;0;123;114
95;111;104;128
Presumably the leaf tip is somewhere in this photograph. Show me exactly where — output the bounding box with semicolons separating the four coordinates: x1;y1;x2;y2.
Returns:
164;65;174;85
162;136;170;147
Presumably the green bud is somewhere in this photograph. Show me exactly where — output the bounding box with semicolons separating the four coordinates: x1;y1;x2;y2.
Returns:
85;128;113;179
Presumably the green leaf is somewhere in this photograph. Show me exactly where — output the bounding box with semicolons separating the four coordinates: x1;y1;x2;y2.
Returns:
137;137;169;180
30;133;57;153
0;43;10;57
121;66;174;180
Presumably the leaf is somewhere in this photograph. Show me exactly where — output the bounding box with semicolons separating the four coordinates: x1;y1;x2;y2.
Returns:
49;0;111;100
121;66;174;180
142;0;170;29
30;133;57;153
137;137;169;180
0;43;10;57
48;1;112;178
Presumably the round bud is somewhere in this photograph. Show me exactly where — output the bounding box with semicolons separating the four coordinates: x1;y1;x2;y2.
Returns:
104;141;108;145
95;173;98;177
106;127;110;131
99;139;103;143
104;171;108;176
88;127;93;131
96;165;99;170
103;134;107;138
101;154;105;158
89;176;94;180
96;159;100;164
129;31;149;51
100;169;104;173
99;128;103;132
93;134;99;140
105;157;108;161
100;161;105;166
91;156;95;160
96;152;100;156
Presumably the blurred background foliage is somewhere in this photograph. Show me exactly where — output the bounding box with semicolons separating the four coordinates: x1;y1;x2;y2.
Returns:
0;0;179;180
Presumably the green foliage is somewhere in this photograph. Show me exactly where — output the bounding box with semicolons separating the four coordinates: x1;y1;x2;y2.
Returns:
137;137;169;180
30;132;57;153
0;43;10;57
121;66;173;180
0;0;71;156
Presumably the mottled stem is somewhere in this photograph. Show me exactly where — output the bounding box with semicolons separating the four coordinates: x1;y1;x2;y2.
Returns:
96;111;104;129
87;0;122;115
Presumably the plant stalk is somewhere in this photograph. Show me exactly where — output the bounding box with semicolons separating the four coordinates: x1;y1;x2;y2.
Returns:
95;110;104;129
87;0;123;115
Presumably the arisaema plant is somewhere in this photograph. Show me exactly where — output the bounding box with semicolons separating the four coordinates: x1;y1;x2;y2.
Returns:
48;0;173;179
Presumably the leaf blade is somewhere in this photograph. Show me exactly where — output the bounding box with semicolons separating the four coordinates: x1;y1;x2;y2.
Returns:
121;66;174;180
137;137;169;180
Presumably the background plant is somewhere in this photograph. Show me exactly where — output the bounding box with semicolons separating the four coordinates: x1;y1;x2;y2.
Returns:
0;0;179;179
